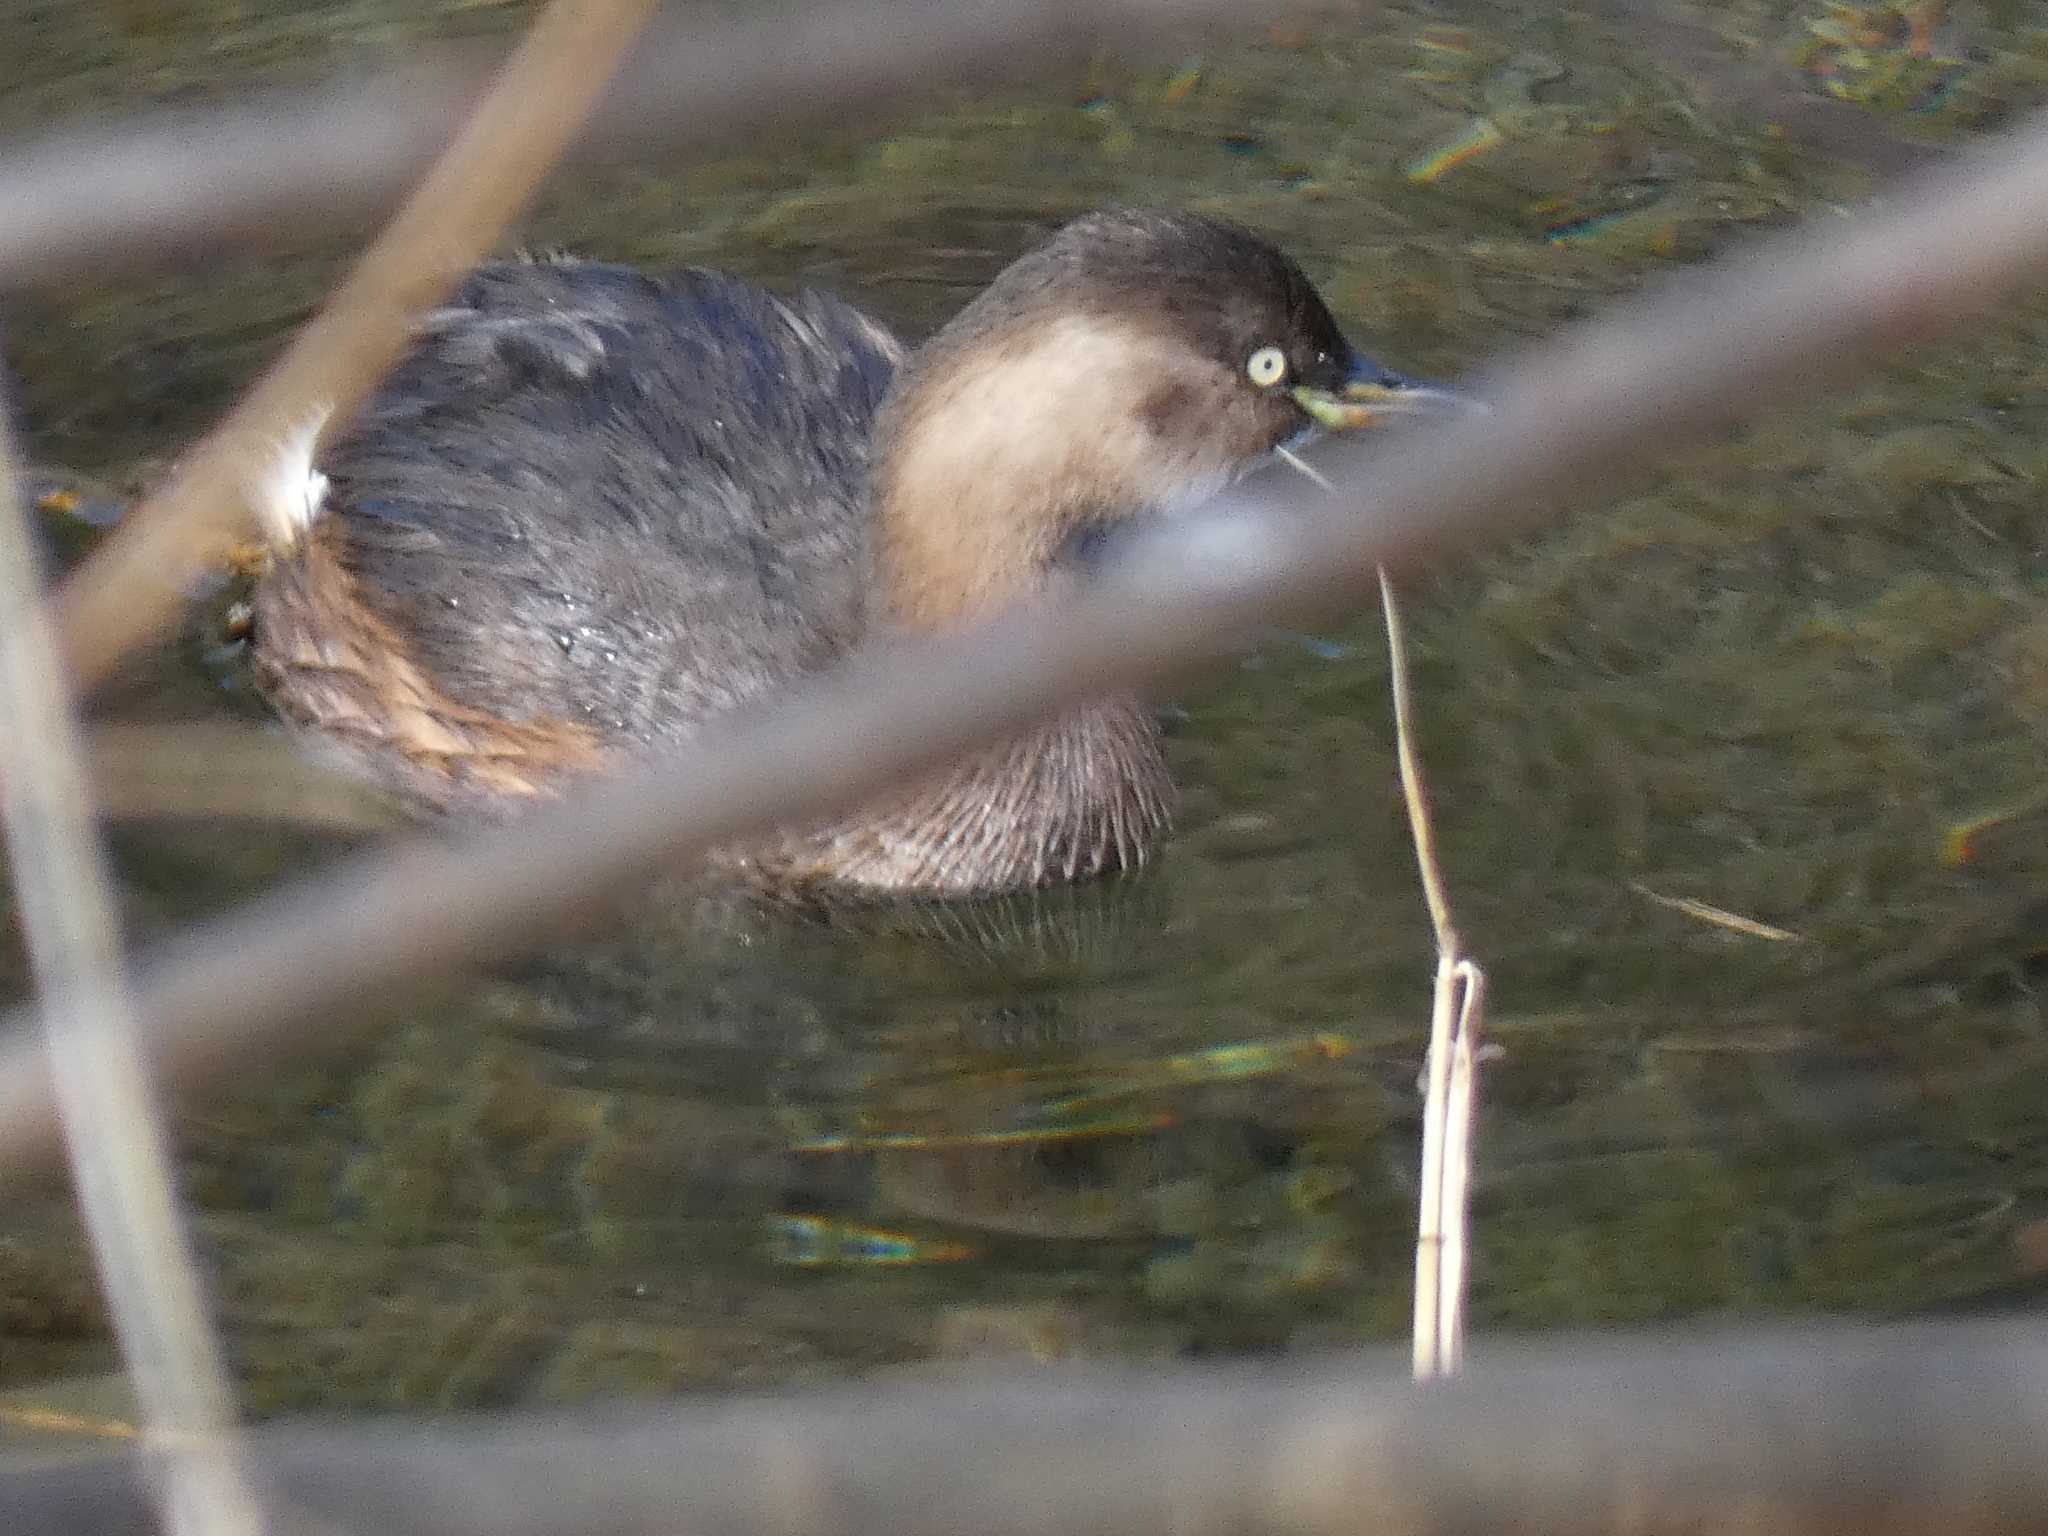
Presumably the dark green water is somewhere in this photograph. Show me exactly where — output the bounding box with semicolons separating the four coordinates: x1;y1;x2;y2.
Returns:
4;0;2048;1420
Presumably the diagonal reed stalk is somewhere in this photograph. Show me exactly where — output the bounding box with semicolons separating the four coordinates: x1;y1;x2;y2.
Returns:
0;2;657;1528
48;0;661;699
0;422;265;1532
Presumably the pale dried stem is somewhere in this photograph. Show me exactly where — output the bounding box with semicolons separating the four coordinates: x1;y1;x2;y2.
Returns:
0;425;264;1528
49;0;661;697
1378;571;1485;1380
1411;950;1455;1377
1434;958;1483;1370
1256;474;1483;1379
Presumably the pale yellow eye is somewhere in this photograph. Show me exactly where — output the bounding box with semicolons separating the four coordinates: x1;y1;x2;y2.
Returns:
1245;345;1288;387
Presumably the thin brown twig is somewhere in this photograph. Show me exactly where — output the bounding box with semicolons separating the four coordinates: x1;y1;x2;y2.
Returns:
48;0;661;700
6;105;2048;1170
1376;571;1456;956
0;411;263;1528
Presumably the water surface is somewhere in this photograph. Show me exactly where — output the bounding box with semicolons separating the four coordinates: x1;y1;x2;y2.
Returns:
3;0;2048;1416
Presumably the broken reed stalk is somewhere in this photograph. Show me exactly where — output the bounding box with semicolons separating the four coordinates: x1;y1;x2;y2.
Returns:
0;423;265;1530
1416;957;1482;1373
1270;449;1483;1377
1377;569;1485;1380
49;0;660;699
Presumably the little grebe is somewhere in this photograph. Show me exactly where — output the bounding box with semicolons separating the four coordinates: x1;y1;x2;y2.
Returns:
250;209;1456;898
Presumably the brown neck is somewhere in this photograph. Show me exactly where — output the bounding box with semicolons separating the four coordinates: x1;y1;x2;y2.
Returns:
874;473;1056;631
871;313;1242;631
827;312;1264;893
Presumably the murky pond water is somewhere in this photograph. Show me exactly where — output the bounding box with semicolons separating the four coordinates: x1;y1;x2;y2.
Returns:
5;0;2048;1422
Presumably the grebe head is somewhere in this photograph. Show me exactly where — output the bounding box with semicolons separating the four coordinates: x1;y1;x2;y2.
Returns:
870;208;1460;630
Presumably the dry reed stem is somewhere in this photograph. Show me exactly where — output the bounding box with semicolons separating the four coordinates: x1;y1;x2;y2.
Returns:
49;0;661;698
11;1320;2048;1535
1432;958;1482;1368
1377;570;1485;1380
1274;454;1484;1378
7;105;2048;1170
1411;955;1483;1377
1376;571;1456;956
0;423;264;1528
1411;952;1453;1375
0;5;649;1525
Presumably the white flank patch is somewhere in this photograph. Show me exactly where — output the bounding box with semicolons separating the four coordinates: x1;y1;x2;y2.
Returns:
252;408;333;548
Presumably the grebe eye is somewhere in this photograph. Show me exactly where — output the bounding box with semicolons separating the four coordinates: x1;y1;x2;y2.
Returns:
1245;345;1288;387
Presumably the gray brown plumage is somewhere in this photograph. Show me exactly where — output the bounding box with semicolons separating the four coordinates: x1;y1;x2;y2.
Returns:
251;209;1449;898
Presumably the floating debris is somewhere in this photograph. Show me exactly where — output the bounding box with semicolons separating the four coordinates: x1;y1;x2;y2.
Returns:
1037;1033;1357;1120
1795;1;1972;115
1405;37;1477;97
792;1033;1352;1173
1158;1032;1357;1082
1543;209;1680;256
21;469;127;584
0;1401;139;1442
1403;44;1573;186
1264;627;1356;662
1160;62;1202;106
1480;53;1567;120
25;470;126;531
1941;793;2048;868
1537;181;1681;255
1414;27;1475;58
1628;881;1805;943
789;1111;1172;1157
1405;116;1504;184
767;1213;979;1268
